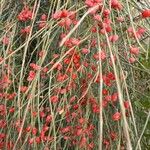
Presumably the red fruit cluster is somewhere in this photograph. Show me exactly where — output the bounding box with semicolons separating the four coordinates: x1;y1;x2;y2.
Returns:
38;14;47;29
52;9;76;29
20;26;31;34
27;70;36;81
127;26;146;39
18;6;33;21
111;0;122;10
2;36;9;45
85;0;103;7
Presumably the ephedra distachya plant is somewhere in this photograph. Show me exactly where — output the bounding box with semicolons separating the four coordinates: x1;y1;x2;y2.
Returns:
0;0;150;149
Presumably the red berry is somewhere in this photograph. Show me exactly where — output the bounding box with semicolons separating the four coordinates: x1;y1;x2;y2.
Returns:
109;35;119;42
142;9;150;18
102;89;108;95
41;14;47;21
49;95;58;103
129;57;136;63
124;101;130;109
2;36;9;45
35;137;41;144
27;70;36;81
130;46;139;55
28;138;34;145
32;127;38;135
81;48;90;54
112;112;121;121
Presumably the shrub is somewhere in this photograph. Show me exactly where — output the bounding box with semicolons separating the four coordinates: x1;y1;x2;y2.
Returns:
0;0;150;149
